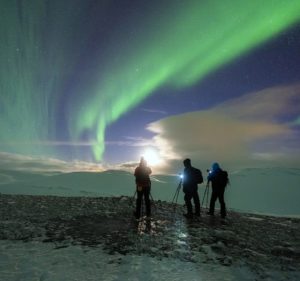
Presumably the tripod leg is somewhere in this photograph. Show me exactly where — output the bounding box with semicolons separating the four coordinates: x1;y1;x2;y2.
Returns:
131;190;137;206
172;181;182;213
172;188;178;204
206;187;209;208
175;187;181;205
172;182;181;204
149;192;156;210
131;190;136;206
202;186;207;206
173;187;180;211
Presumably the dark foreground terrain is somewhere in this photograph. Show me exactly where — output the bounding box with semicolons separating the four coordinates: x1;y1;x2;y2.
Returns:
0;194;299;280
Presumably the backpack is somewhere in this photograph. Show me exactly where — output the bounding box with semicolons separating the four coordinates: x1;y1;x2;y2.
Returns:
193;168;203;184
217;170;229;187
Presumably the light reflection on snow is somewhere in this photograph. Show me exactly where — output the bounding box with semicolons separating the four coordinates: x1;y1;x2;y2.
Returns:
178;232;187;239
176;240;187;246
136;219;157;236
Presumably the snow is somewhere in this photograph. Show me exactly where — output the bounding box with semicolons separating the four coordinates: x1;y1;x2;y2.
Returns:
0;194;299;281
0;167;299;215
0;240;258;281
0;167;299;280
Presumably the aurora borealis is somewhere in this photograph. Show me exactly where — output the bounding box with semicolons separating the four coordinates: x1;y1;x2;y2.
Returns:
1;0;300;169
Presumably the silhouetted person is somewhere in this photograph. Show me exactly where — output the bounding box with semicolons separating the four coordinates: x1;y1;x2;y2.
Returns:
207;162;228;218
134;157;152;219
182;158;202;218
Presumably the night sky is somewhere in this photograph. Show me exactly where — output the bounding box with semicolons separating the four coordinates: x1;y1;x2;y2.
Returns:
1;0;300;173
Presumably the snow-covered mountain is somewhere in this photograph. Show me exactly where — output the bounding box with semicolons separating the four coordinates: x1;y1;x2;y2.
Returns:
226;168;300;216
0;167;299;216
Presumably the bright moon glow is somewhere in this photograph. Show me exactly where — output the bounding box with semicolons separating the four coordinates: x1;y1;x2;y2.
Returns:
142;148;162;166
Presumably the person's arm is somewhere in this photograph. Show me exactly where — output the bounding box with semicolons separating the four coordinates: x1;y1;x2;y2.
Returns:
147;167;152;187
135;166;141;176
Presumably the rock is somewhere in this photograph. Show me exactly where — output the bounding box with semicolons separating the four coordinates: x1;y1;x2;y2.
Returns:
211;241;226;253
214;229;236;242
119;196;129;202
217;256;233;266
271;246;296;257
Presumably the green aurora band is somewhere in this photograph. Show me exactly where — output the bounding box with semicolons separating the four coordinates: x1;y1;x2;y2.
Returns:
0;0;300;161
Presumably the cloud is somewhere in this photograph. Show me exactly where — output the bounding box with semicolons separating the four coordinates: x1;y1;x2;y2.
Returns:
0;138;155;150
0;152;105;174
140;108;168;115
118;137;156;147
215;84;300;122
116;161;140;172
147;84;300;171
0;137;162;174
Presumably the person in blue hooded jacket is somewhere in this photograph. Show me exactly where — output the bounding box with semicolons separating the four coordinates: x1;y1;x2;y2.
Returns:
207;162;228;218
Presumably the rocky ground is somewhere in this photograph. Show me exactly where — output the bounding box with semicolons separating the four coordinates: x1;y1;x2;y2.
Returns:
0;194;299;280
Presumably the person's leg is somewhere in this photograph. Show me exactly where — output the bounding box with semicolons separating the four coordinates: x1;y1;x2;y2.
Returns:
184;192;193;217
193;191;201;216
144;186;151;217
209;189;218;215
218;187;226;218
135;190;143;218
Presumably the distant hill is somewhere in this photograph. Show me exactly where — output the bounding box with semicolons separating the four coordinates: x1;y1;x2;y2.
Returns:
0;167;299;216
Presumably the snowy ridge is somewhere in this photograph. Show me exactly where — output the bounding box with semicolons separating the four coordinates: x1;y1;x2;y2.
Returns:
0;194;299;281
0;167;299;216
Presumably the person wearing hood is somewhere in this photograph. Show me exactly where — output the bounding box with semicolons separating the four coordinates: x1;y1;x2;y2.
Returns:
207;162;228;218
134;157;152;219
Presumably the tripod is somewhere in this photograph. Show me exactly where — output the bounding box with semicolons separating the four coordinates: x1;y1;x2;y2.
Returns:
171;179;182;211
202;183;210;208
